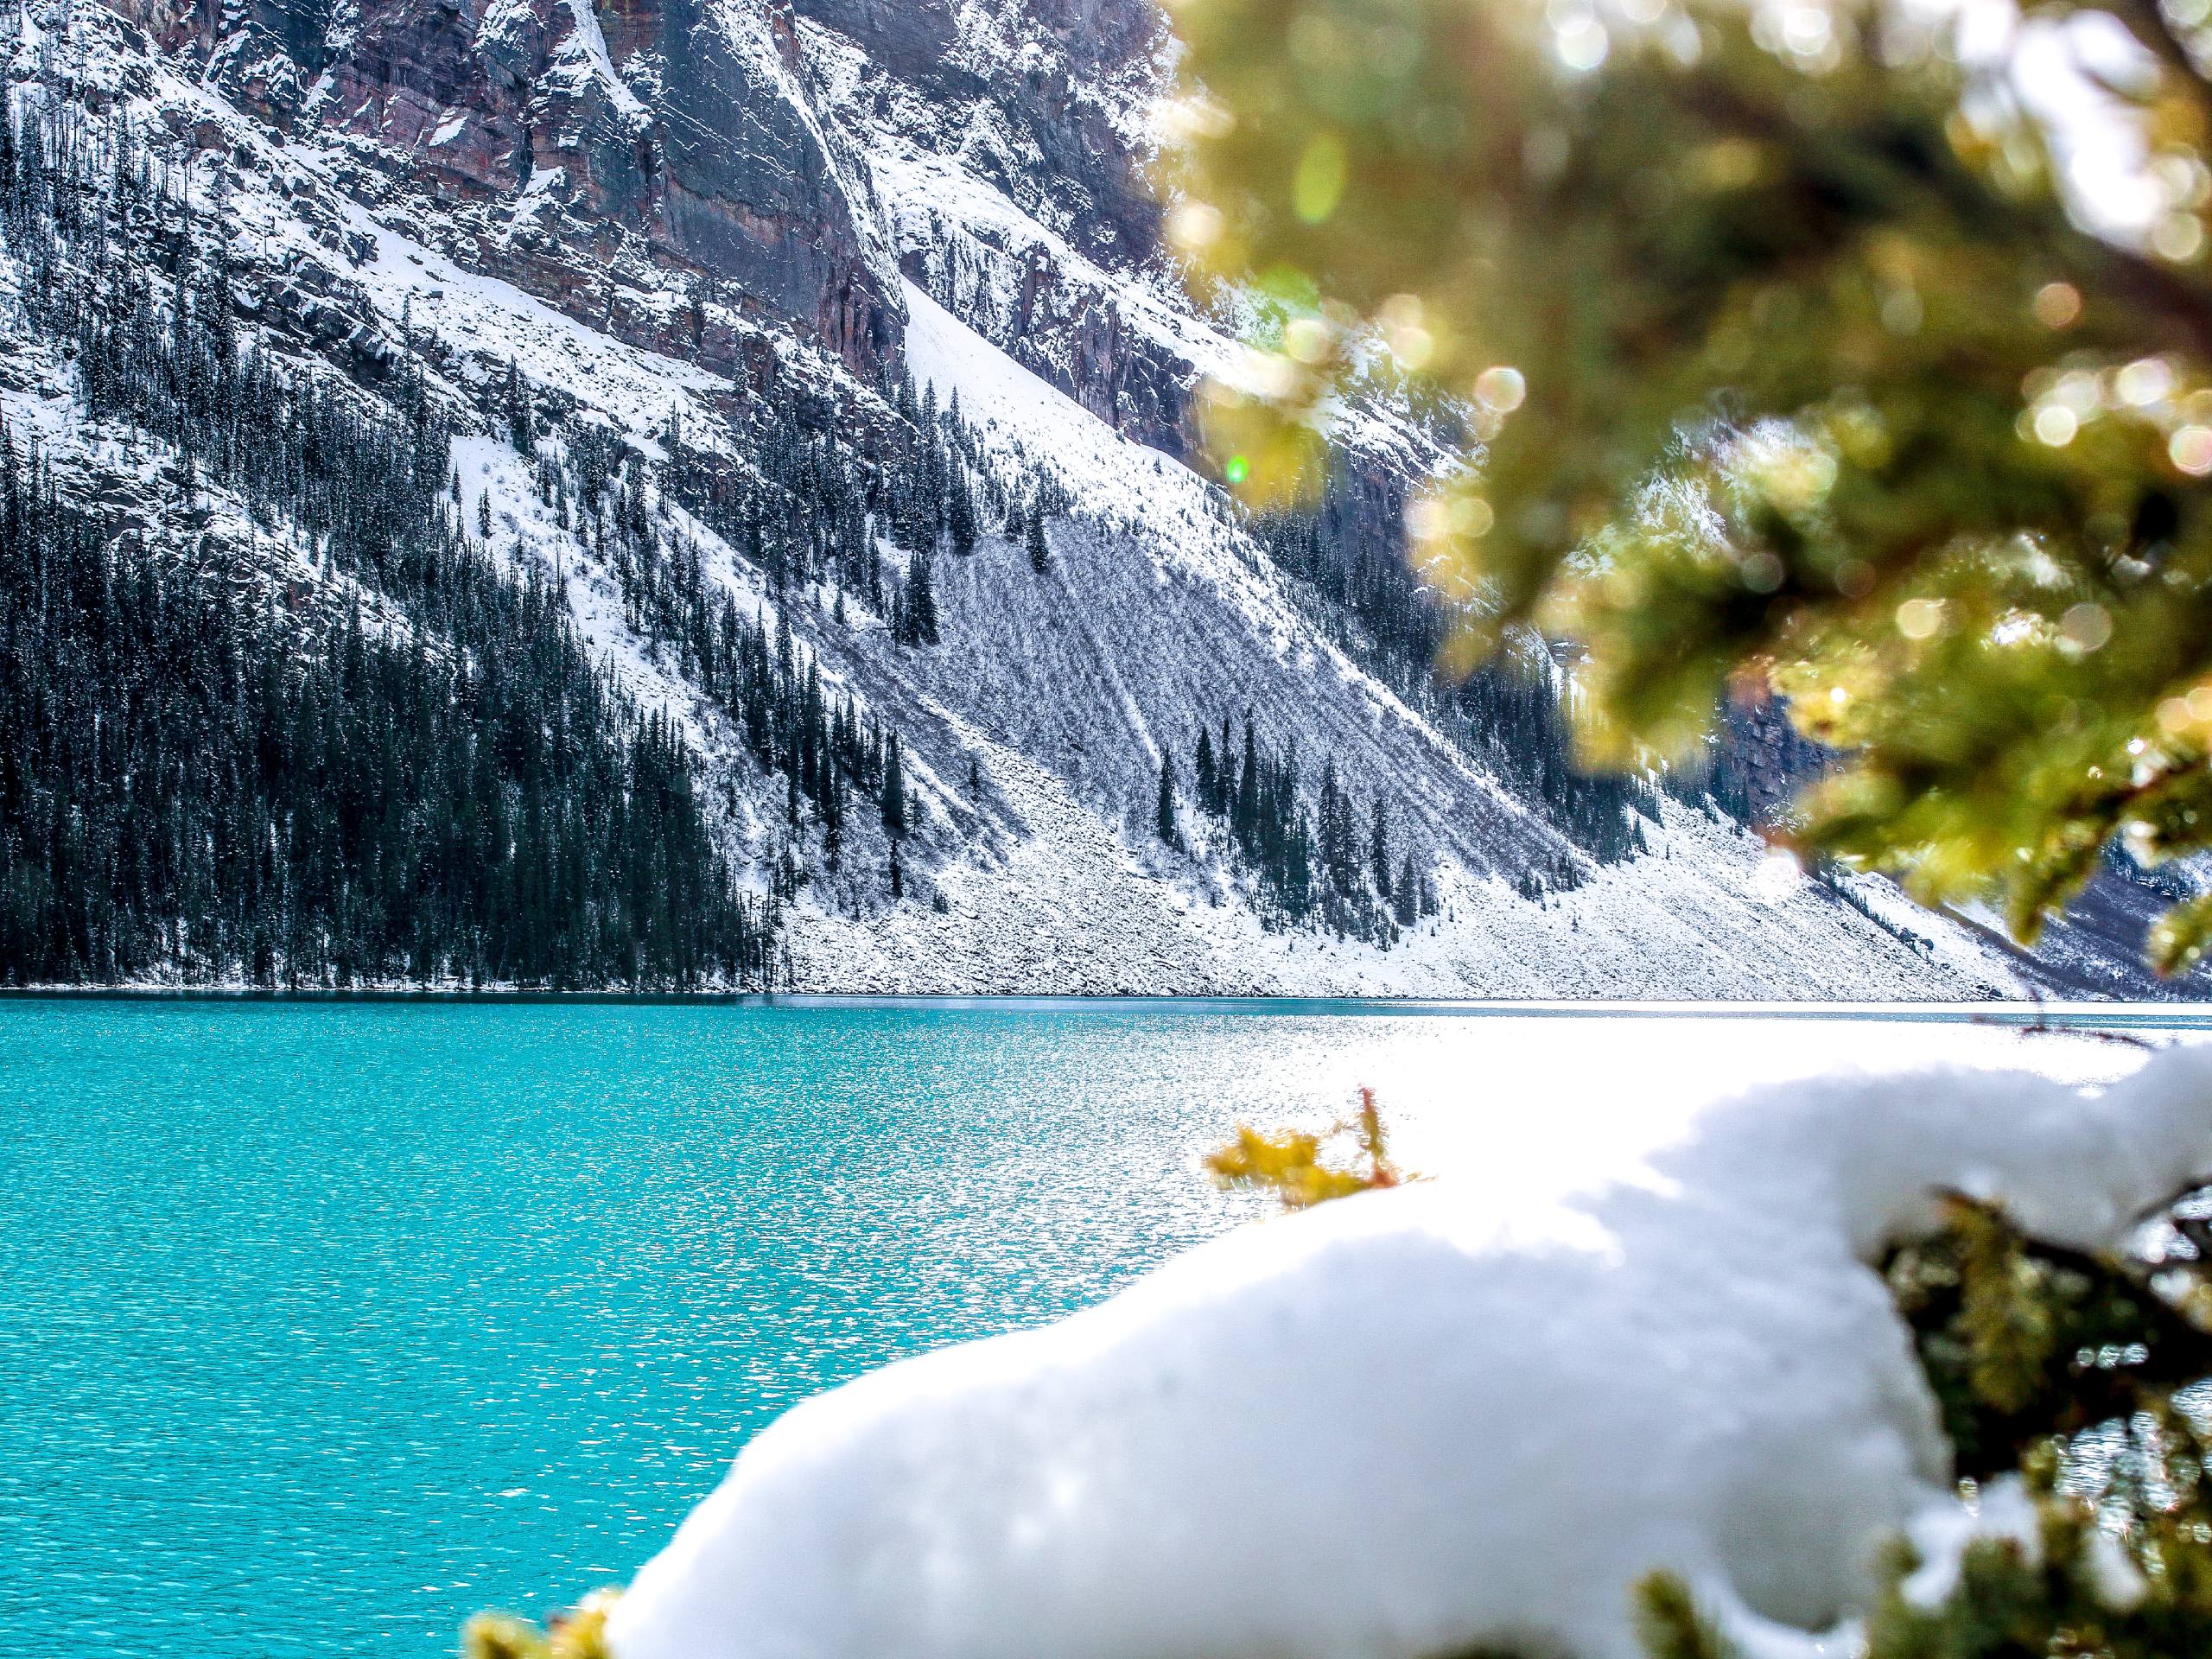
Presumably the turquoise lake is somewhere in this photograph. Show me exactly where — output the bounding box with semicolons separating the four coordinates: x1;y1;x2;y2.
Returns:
6;997;2202;1657
2;997;1520;1659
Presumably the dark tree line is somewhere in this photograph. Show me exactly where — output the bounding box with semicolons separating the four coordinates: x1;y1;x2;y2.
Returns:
0;435;772;987
0;100;774;987
1255;494;1662;870
537;410;912;902
1181;711;1437;944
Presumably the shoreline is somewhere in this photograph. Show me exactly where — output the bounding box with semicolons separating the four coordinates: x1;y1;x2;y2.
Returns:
3;988;2212;1027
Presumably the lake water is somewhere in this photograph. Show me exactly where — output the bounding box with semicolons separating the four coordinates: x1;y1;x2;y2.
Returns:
3;997;2202;1657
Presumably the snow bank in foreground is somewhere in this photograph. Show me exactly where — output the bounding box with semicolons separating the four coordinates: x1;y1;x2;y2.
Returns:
609;1047;2212;1659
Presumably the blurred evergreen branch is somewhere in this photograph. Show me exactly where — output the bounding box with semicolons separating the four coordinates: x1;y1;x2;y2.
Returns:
1162;0;2212;967
1630;1190;2212;1659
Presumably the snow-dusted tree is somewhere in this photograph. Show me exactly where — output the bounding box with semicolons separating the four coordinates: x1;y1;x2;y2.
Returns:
891;548;941;648
880;734;907;838
910;548;940;644
948;465;976;558
1637;1192;2212;1659
502;358;533;459
1194;1085;2212;1659
1234;715;1260;842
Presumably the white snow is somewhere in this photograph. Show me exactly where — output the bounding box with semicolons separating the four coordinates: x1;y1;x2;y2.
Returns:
558;0;648;122
1899;1475;2044;1609
609;1033;2212;1659
345;212;733;444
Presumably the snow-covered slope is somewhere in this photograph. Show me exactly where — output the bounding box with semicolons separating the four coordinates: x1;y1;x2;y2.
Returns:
782;285;2011;995
2;0;2154;995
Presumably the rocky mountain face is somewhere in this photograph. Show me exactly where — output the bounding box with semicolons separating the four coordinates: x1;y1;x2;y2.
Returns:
119;0;902;386
0;0;2181;995
797;0;1191;448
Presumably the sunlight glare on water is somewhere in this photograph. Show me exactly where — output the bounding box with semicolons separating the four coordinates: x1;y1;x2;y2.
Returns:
0;999;2178;1657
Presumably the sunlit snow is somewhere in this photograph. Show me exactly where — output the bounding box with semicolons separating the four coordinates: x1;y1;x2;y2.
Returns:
612;1021;2209;1659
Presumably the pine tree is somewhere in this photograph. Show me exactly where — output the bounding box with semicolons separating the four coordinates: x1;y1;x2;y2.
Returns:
503;358;534;458
908;547;940;645
948;466;976;557
1026;510;1050;575
1156;753;1179;847
1235;715;1260;843
881;734;907;837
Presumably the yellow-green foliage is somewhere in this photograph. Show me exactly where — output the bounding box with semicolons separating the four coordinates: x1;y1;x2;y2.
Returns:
1206;1086;1409;1209
1885;1193;2212;1478
1866;1196;2212;1657
1161;0;2212;967
461;1588;619;1659
1631;1572;1734;1659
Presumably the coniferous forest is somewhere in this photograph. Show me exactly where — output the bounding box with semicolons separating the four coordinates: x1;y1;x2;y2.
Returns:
1178;709;1439;944
0;105;772;988
0;85;1783;991
1254;499;1663;874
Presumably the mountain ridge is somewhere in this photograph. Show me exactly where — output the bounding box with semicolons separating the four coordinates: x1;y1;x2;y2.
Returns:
0;0;2184;996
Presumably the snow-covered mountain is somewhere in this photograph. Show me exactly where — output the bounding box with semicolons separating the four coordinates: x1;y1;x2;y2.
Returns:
0;0;2183;995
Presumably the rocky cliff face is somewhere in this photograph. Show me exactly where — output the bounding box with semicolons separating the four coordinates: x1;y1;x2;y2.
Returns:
120;0;905;385
791;0;1202;455
115;0;1273;463
798;0;1166;264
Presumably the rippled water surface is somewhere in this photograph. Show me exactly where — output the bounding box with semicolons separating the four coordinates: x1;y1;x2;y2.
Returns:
0;998;1516;1658
3;998;2194;1658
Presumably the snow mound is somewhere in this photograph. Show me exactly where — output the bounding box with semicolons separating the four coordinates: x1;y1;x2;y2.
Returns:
607;1046;2212;1659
